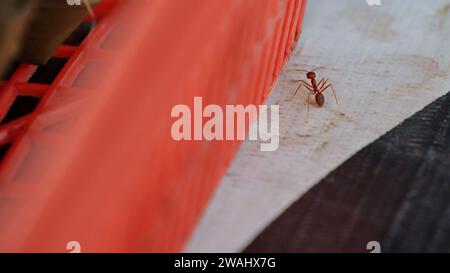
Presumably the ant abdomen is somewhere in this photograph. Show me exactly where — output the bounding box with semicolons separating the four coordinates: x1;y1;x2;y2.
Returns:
315;93;325;107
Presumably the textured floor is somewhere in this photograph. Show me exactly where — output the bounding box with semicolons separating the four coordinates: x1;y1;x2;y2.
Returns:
246;91;450;253
186;0;450;252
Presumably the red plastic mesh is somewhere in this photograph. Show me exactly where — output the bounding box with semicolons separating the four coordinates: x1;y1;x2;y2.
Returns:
0;0;306;252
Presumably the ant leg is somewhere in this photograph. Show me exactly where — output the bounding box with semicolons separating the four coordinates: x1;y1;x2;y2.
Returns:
288;85;301;101
292;80;314;91
320;83;341;112
306;92;311;122
288;81;313;101
317;78;327;90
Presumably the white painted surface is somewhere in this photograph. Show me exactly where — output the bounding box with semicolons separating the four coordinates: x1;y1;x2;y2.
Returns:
186;0;450;252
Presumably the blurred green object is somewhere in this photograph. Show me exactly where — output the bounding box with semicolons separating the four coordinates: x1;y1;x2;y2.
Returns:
20;0;102;65
0;0;34;77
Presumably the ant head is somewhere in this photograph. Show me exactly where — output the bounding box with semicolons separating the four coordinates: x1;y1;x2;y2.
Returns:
306;71;316;79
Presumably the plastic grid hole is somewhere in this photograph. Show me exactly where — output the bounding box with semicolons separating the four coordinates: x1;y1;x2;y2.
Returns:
28;58;69;85
63;22;94;46
0;16;104;163
0;96;41;125
0;143;12;162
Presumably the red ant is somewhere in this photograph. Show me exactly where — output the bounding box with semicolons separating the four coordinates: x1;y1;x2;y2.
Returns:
289;67;340;114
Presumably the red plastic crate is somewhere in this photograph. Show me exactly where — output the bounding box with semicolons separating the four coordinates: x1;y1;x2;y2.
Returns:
0;0;306;252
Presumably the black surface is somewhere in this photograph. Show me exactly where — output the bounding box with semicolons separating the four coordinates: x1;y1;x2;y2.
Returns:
245;91;450;253
0;253;440;272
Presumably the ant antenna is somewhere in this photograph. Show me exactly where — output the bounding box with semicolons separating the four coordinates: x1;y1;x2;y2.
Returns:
310;66;326;72
291;66;326;73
